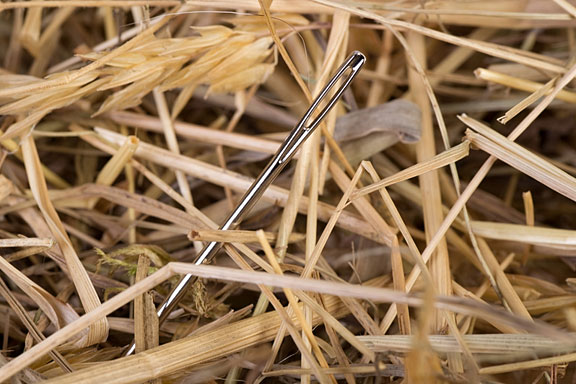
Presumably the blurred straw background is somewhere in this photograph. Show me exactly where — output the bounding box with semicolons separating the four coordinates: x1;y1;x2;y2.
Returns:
1;0;576;383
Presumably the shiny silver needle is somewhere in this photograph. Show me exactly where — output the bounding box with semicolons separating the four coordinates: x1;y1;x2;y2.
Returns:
125;51;365;355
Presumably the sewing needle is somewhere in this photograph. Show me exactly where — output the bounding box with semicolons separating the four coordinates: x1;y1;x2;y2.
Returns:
126;50;365;355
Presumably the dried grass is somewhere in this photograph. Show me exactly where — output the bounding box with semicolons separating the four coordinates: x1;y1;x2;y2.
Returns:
2;1;576;383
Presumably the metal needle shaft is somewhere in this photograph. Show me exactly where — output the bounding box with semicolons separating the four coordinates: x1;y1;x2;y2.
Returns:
125;51;365;355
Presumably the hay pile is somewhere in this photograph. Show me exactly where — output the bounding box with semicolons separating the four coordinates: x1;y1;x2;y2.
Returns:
1;1;576;383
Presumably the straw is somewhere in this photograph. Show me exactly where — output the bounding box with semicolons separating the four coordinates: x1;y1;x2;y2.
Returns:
3;2;576;382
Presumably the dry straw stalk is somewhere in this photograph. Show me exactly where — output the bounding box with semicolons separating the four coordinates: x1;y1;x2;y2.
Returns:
2;1;576;382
